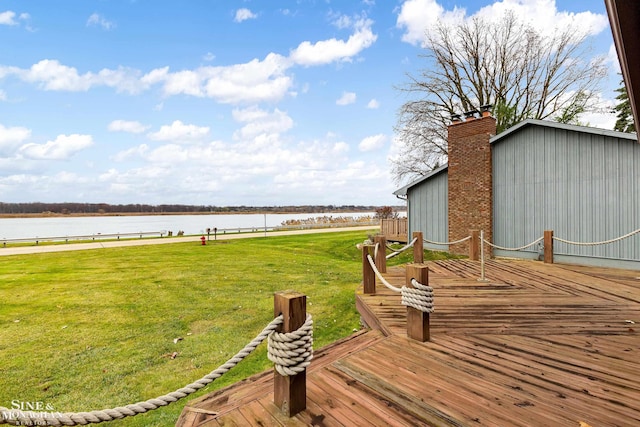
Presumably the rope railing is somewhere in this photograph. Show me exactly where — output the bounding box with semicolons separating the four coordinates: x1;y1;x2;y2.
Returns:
0;312;314;426
268;315;313;377
553;227;640;246
385;236;417;259
483;236;544;251
366;255;434;313
367;254;402;292
423;235;471;246
403;279;435;313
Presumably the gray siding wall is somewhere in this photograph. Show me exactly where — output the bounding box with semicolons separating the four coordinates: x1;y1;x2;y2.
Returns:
493;125;640;264
407;170;448;250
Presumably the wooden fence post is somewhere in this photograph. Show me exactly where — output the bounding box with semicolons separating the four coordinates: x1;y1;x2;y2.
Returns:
412;231;424;264
544;230;554;264
374;235;387;273
274;291;307;417
405;264;430;342
361;244;376;294
469;230;480;261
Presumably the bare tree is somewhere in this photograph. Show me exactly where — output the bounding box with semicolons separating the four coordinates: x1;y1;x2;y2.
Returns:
391;11;608;184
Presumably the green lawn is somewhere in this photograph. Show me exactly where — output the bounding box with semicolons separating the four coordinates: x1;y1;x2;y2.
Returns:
0;230;449;426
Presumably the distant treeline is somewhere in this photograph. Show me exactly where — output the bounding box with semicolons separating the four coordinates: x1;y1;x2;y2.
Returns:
0;202;405;215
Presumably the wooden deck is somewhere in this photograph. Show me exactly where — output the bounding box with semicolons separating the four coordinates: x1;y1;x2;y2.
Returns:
178;259;640;426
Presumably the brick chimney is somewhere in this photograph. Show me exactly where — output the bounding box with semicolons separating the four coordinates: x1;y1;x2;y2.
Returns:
447;106;496;255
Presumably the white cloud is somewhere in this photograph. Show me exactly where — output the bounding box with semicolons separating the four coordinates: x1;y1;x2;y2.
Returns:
234;8;257;23
203;52;215;62
367;98;379;109
359;133;387;152
290;17;377;66
0;11;30;32
140;67;169;86
232;106;294;140
0;124;31;155
110;127;362;202
608;43;622;75
0;11;18;25
0;16;377;107
87;13;115;30
576;92;617;130
336;91;356;105
113;144;149;162
95;67;145;94
108;120;150;134
396;0;608;47
332;14;353;30
0;174;41;187
396;0;463;46
203;53;292;103
147;120;210;143
19;134;93;160
53;171;87;184
160;70;205;97
144;53;292;104
1;60;144;94
25;59;93;91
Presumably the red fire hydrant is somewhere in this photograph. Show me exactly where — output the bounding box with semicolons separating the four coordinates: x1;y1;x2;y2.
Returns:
200;236;206;245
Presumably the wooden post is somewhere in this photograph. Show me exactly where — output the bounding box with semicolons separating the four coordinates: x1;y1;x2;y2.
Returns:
361;244;376;294
274;291;307;417
469;230;480;261
412;231;424;264
544;230;554;264
405;264;430;342
373;235;387;273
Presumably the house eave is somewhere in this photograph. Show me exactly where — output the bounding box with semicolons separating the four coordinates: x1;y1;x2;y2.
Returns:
392;164;449;197
490;119;638;145
605;0;640;138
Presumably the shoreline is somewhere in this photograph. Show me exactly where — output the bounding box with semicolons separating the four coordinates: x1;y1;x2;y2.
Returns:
0;210;386;219
0;225;379;256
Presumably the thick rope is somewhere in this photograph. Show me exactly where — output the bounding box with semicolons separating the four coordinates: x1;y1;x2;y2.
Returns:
367;254;402;292
367;255;435;313
267;314;313;376
402;279;434;313
385;237;417;259
483;236;544;251
423;235;471;246
0;315;285;426
553;227;640;246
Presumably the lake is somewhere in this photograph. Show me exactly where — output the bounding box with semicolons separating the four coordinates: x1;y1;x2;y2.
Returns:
0;212;377;240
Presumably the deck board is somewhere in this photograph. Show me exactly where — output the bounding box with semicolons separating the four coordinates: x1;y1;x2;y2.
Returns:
178;259;640;426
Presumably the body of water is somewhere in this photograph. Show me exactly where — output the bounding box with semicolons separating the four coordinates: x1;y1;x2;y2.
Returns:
0;212;378;240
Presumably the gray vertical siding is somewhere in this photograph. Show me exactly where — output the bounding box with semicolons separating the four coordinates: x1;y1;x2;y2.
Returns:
407;170;448;250
493;123;640;264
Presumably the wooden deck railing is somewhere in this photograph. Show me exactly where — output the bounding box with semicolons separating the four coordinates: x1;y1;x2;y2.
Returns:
380;218;408;242
361;231;431;342
273;292;308;416
0;291;311;425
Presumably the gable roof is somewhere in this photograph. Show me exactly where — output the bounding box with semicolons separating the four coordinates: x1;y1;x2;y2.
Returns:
491;119;638;145
393;164;448;197
393;119;638;197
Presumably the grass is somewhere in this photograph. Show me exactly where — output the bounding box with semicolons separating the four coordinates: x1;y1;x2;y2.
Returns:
0;230;454;426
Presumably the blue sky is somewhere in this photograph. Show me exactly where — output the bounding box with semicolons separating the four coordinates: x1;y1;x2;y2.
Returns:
0;1;620;206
